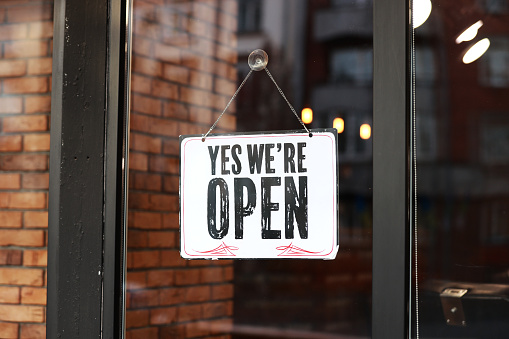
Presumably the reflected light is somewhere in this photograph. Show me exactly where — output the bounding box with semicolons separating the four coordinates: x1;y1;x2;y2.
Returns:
456;20;483;44
333;118;344;133
413;0;432;28
463;38;490;64
301;108;313;124
360;124;371;140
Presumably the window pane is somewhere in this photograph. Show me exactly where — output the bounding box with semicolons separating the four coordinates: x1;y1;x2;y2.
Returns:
126;0;373;337
413;1;509;337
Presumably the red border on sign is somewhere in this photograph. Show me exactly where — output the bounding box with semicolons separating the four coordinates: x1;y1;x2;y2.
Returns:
181;133;337;258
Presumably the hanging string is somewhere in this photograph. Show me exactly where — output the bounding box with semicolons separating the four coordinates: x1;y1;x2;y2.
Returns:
264;68;311;137
202;69;253;141
202;49;311;141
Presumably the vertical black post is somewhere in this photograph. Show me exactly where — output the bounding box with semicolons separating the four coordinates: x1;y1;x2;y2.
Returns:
48;0;129;337
372;0;411;337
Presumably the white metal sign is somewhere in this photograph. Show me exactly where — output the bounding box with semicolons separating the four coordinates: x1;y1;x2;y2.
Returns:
180;129;339;259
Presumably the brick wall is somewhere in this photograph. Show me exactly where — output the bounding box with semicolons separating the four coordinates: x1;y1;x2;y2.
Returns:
126;0;238;338
0;1;53;338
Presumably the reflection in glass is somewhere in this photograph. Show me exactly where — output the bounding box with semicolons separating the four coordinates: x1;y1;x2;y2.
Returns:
413;1;509;337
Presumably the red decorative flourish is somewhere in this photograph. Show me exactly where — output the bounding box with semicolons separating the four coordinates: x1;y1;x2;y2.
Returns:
276;243;323;256
195;242;239;256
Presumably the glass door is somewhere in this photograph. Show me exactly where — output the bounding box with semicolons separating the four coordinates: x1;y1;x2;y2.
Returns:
126;0;373;337
412;0;509;337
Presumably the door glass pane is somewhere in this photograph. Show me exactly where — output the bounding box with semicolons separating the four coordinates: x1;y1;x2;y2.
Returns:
126;0;373;337
413;1;509;337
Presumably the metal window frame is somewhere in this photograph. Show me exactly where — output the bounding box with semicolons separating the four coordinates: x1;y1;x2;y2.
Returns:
47;0;131;337
372;0;412;338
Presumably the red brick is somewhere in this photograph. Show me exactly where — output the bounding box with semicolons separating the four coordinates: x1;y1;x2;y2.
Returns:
3;77;48;94
200;267;223;284
188;106;212;124
131;172;162;191
133;55;162;77
132;36;153;58
0;322;18;339
7;4;52;23
185;286;211;303
4;40;48;58
159;287;185;306
133;19;160;40
0;249;22;265
162;64;189;84
162;139;179;155
28;22;53;39
0;154;48;171
148;231;174;248
177;304;202;322
0;267;43;286
0;173;21;189
160;250;186;267
0;135;22;152
126;309;149;329
130;289;160;308
203;301;228;319
0;286;20;304
128;152;148;171
126;327;158;339
129;211;162;229
0;59;26;77
128;192;177;212
127;230;148;248
147;269;174;287
0;305;45;322
162;175;179;193
154;43;181;64
130;113;178;137
25;95;51;113
162;101;188;120
0;211;22;227
22;173;49;190
149;155;178;174
23;133;50;151
190;70;213;90
0;230;45;246
20;324;46;339
0;97;22;114
131;74;151;95
24;211;48;228
0;23;28;40
131;250;160;268
126;271;147;290
150;306;177;325
211;284;233;300
181;87;212;107
2;115;48;132
175;269;201;286
27;57;52;75
162;213;179;229
21;287;46;305
0;192;46;209
23;249;47;267
132;94;162;116
151;79;179;100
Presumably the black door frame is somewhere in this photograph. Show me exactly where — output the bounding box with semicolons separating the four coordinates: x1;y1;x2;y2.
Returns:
47;0;131;337
47;0;412;337
372;0;412;337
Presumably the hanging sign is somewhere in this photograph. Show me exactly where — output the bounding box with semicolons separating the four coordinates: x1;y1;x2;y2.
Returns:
180;129;339;259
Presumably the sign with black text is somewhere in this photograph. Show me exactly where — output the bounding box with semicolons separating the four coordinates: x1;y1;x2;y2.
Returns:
180;129;339;259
